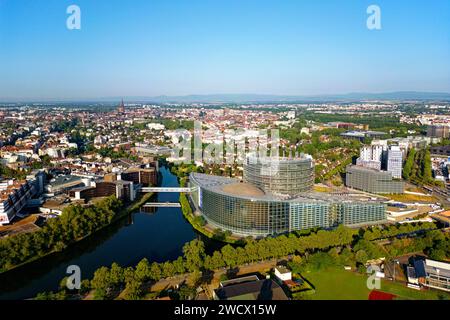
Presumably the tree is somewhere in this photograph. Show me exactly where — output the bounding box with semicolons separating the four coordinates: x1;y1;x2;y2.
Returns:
123;267;136;284
135;258;151;282
339;247;355;267
110;262;124;287
173;256;186;274
422;149;432;183
355;250;368;264
0;196;123;273
124;278;143;300
149;262;162;281
178;285;196;300
403;148;416;180
161;261;176;278
91;266;111;300
79;279;91;295
428;248;446;261
188;269;202;287
221;245;238;268
183;239;205;272
210;251;225;270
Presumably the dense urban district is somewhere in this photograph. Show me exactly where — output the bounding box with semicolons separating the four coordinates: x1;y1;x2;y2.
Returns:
0;100;449;301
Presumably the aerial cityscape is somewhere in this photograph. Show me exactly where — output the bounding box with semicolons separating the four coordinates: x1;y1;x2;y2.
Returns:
0;0;449;314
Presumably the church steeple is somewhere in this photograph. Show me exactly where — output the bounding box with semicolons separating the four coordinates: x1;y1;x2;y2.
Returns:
118;99;125;113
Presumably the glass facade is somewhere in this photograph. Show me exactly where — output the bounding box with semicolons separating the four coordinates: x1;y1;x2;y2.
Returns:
289;203;331;231
336;202;387;226
244;154;314;197
190;173;387;237
200;188;271;236
346;164;404;194
189;153;387;237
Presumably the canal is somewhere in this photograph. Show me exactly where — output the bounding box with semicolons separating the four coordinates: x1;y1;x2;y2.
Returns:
0;166;218;300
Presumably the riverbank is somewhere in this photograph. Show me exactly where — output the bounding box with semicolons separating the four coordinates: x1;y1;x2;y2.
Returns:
0;193;152;275
119;258;278;300
124;192;154;216
0;166;202;300
179;192;240;245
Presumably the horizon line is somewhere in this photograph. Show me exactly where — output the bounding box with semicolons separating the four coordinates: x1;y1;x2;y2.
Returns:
1;90;450;104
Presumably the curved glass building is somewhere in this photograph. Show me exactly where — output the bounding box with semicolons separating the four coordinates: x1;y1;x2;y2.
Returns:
244;154;314;197
188;155;387;237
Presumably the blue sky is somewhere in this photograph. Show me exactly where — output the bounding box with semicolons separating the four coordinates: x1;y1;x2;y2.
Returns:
0;0;449;100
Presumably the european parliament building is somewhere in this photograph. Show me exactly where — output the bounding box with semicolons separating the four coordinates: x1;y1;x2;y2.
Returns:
189;154;387;237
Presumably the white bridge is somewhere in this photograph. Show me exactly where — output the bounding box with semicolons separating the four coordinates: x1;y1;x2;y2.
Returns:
142;202;182;208
139;187;196;193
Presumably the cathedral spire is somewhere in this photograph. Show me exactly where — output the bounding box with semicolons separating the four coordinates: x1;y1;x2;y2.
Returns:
118;99;125;113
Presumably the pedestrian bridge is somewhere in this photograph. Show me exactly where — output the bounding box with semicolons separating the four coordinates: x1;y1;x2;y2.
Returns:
142;202;182;208
139;187;196;193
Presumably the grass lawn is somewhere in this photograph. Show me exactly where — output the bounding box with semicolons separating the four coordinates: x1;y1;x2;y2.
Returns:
302;268;370;300
302;268;450;300
381;281;449;300
313;185;332;193
383;193;438;203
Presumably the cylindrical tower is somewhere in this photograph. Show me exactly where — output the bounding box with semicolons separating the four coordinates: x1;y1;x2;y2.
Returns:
243;153;314;197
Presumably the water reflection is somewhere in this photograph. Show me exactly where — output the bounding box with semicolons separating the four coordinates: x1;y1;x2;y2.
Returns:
0;166;221;300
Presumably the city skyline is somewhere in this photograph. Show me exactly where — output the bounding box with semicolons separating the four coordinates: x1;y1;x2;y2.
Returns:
1;0;449;100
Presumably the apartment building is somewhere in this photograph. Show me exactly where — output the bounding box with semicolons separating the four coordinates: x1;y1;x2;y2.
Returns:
387;146;403;179
0;179;36;225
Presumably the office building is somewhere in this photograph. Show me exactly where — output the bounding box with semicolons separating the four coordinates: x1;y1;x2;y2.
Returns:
346;165;404;194
340;130;387;142
431;145;450;156
189;154;387;237
427;125;450;139
69;180;135;202
45;175;88;195
387;146;403;179
121;166;158;187
244;153;314;197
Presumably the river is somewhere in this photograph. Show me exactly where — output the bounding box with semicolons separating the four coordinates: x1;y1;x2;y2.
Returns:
0;166;218;300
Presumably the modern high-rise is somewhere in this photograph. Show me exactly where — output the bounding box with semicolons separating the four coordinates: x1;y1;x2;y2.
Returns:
189;154;387;237
387;146;403;179
356;143;386;170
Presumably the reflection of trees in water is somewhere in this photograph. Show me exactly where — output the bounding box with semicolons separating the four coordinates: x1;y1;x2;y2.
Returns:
0;214;130;296
0;166;227;299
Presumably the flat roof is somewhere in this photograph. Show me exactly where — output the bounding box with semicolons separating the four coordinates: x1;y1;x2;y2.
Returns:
215;279;288;300
50;175;82;187
221;183;265;197
190;172;386;205
275;266;291;274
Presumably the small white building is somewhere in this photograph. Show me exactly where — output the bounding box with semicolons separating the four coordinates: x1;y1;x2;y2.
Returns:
147;123;165;131
274;266;292;282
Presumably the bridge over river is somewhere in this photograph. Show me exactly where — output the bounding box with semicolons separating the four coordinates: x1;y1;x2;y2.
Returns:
142;202;182;208
139;187;196;193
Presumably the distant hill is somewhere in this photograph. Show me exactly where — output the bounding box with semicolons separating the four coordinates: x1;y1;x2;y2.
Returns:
2;91;450;104
80;91;450;103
